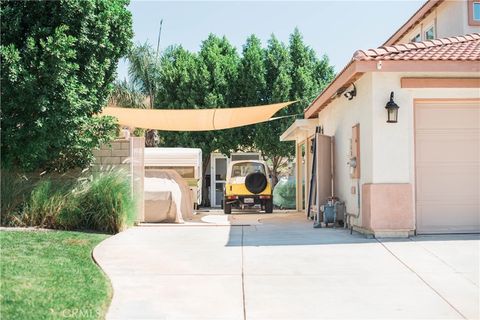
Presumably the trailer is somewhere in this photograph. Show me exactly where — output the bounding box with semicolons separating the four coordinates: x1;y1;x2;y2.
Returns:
144;148;202;208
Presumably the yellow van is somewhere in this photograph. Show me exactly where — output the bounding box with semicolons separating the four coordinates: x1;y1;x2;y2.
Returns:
224;160;273;214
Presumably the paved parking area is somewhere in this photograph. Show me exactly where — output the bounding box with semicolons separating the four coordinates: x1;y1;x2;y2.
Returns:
93;212;479;320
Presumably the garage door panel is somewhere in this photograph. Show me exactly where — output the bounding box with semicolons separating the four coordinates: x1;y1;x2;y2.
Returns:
416;165;479;201
415;104;479;129
416;132;479;163
415;101;480;234
417;203;480;233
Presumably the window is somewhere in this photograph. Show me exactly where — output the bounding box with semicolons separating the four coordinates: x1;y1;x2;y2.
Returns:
474;2;480;20
425;26;435;40
468;0;480;25
231;162;265;177
410;33;421;42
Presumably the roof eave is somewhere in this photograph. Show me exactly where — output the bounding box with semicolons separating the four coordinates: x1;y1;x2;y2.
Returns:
304;60;480;119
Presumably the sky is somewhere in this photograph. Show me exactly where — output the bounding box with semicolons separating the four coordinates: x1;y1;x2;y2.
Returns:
116;0;424;80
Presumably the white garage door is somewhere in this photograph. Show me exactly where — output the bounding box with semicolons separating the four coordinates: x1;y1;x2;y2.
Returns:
415;100;480;234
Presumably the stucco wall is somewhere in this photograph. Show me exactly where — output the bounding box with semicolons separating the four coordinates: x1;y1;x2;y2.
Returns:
372;71;480;187
317;73;374;227
398;0;480;44
316;70;480;231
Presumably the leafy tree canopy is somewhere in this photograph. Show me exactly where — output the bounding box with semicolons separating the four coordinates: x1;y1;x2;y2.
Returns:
121;29;334;186
1;0;133;171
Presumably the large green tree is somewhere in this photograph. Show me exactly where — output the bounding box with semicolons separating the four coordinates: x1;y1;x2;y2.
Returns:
1;0;133;171
155;35;243;205
242;31;335;185
252;35;295;185
126;43;162;146
157;35;241;171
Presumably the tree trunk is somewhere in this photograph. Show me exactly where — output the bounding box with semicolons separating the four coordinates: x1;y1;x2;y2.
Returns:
271;156;280;188
144;93;158;147
144;129;158;147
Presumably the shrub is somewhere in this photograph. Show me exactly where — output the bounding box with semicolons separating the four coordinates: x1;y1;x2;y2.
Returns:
0;169;135;234
14;180;66;228
1;171;32;225
74;170;135;233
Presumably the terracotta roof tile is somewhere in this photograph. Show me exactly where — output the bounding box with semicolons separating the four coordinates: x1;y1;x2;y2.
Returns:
352;33;480;62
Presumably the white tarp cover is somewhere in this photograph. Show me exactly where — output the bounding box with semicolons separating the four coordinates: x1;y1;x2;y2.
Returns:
101;101;295;131
144;170;193;223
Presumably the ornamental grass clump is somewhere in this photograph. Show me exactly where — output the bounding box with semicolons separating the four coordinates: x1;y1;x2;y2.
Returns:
16;180;69;229
74;170;135;234
0;169;135;234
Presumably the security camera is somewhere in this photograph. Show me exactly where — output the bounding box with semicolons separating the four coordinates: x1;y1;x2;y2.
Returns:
343;83;356;100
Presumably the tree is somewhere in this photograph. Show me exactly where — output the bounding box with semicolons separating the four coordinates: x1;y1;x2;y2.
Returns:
253;35;294;186
288;28;334;108
127;43;162;146
108;79;148;109
234;35;267;149
238;31;334;186
1;0;133;171
156;35;242;205
150;30;334;198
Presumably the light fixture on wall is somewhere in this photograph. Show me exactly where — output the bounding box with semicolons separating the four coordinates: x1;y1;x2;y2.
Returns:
343;83;356;100
385;91;400;123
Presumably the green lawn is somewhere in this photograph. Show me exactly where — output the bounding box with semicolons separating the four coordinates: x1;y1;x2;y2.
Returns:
0;230;111;319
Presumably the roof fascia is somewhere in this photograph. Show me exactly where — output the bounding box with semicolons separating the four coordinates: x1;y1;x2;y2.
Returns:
304;60;480;118
383;0;443;46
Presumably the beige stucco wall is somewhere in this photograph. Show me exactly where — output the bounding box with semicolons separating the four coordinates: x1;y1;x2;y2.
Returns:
316;70;480;233
372;71;480;186
398;0;480;44
317;73;374;227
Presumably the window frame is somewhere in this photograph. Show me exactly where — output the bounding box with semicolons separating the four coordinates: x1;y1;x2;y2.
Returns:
468;0;480;26
410;33;421;43
424;25;435;40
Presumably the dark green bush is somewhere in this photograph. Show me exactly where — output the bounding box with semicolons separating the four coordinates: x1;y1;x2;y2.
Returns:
1;171;33;225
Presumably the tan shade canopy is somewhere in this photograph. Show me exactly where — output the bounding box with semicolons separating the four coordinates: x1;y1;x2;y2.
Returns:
101;101;295;131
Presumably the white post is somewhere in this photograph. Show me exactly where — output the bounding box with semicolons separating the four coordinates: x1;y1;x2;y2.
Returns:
295;141;303;212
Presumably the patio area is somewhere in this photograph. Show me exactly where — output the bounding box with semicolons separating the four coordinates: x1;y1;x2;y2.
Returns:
94;212;480;319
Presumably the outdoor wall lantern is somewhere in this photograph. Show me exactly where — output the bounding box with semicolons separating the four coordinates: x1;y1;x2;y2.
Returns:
385;91;399;123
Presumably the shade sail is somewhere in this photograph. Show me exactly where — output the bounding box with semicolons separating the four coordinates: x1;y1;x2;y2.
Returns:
101;101;295;131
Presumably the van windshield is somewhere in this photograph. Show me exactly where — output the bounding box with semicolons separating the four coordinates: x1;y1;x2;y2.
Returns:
231;162;265;177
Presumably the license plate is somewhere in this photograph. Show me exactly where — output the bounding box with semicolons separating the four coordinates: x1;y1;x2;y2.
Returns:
243;198;254;204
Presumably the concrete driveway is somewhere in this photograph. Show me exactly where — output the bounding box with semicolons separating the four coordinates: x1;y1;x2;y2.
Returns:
93;212;479;320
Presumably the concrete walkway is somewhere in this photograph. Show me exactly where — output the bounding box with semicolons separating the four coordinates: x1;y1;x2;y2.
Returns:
93;212;480;320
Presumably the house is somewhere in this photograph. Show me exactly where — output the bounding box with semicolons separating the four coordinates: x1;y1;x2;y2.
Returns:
281;0;480;236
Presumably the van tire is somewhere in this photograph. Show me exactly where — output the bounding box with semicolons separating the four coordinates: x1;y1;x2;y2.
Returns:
265;199;273;213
